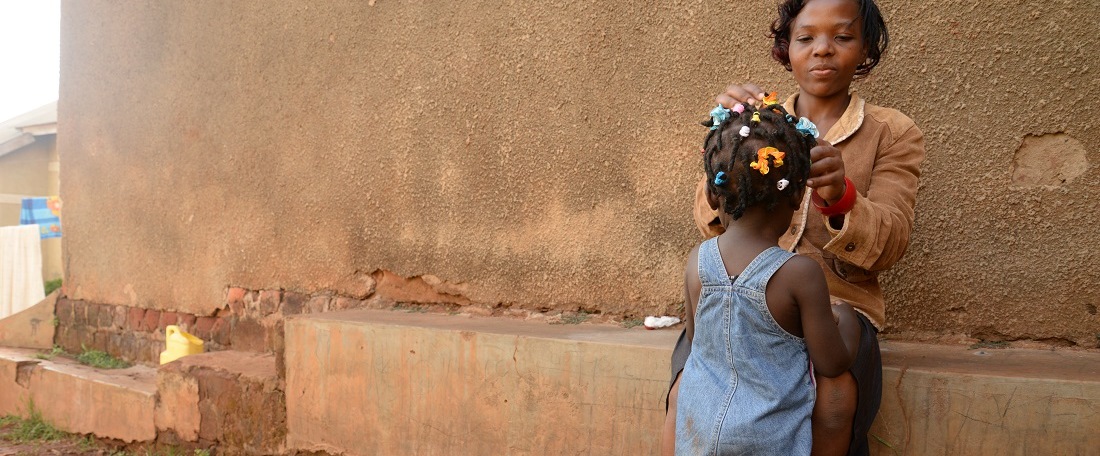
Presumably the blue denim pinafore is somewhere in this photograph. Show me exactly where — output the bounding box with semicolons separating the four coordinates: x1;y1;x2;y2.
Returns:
676;240;815;455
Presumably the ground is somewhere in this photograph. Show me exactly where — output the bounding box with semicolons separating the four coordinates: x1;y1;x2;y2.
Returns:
0;415;211;456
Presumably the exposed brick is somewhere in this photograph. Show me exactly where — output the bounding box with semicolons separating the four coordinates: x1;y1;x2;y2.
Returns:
243;292;259;315
178;313;197;330
56;299;74;326
159;312;180;331
91;330;109;352
333;297;364;310
143;310;161;332
273;320;286;379
112;306;127;330
72;300;87;326
258;291;282;316
229;299;245;316
127;307;146;330
281;292;307;315
306;296;329;314
211;317;232;346
226;287;247;306
193;317;218;340
97;304;115;328
231;318;265;352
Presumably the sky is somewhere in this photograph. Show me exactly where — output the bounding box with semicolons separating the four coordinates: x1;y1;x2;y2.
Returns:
0;0;60;123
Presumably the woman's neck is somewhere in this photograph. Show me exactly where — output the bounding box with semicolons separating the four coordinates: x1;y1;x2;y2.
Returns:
795;90;851;138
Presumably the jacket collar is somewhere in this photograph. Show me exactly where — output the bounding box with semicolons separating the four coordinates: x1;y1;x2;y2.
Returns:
782;92;865;146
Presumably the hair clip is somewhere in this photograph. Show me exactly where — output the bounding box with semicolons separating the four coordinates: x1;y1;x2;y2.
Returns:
751;112;761;123
713;171;728;186
749;147;786;175
777;178;790;191
739;125;750;137
709;105;731;130
795;117;820;138
785;114;796;123
761;92;779;106
732;103;746;114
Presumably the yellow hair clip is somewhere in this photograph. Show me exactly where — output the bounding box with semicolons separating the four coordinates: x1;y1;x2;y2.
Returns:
761;92;779;106
751;112;761;123
749;147;786;175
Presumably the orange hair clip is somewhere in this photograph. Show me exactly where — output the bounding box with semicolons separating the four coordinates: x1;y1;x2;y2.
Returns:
749;147;786;175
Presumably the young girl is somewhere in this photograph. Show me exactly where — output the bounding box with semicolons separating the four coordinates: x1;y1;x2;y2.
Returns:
676;101;859;455
665;0;925;454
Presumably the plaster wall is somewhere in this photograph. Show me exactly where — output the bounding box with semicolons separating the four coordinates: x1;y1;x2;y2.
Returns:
59;1;1099;346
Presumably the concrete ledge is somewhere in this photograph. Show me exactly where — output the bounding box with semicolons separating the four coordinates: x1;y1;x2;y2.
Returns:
285;310;1100;456
871;342;1100;455
0;291;57;349
285;309;679;455
0;347;156;442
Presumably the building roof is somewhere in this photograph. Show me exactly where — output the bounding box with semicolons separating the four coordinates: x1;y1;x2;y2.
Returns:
0;101;57;158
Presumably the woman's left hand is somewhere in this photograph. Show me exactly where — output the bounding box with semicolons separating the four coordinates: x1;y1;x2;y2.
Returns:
807;138;847;204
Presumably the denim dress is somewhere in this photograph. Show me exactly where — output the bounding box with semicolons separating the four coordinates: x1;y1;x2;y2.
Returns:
676;240;816;455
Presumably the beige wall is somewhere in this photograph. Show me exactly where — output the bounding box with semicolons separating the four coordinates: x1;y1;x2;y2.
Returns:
59;1;1099;346
0;136;63;281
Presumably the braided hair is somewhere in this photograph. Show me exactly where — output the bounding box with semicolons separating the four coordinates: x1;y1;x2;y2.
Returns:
701;102;815;220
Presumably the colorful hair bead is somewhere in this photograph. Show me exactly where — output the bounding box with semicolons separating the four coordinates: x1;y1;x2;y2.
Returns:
739;126;750;137
751;112;761;123
777;178;790;191
749;147;786;175
732;103;746;114
713;171;729;186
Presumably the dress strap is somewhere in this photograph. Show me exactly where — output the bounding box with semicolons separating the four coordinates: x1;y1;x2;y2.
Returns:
697;237;732;287
732;246;796;292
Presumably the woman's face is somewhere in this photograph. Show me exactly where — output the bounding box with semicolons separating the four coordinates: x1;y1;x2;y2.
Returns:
788;0;867;99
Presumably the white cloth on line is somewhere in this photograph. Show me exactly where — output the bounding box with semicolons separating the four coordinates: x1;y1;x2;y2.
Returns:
0;224;45;319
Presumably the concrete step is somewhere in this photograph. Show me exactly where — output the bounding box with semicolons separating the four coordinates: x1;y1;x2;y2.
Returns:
0;347;157;442
285;309;1100;456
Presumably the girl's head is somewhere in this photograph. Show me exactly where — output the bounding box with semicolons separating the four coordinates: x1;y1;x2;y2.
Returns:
702;101;816;223
770;0;889;91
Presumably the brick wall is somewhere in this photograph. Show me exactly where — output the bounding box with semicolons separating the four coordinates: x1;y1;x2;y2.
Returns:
53;288;387;368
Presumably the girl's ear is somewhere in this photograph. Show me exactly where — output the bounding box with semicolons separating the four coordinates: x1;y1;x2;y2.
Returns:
706;184;721;210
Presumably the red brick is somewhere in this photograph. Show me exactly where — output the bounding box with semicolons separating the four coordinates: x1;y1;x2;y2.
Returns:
306;296;329;314
333;297;364;310
226;287;247;306
231;318;266;352
281;292;307;315
127;307;146;330
159;312;179;330
192;317;217;340
258;290;282;316
229;299;245;316
112;306;127;330
97;304;115;328
142;310;161;332
211;317;232;346
56;299;74;326
178;313;197;330
71;301;87;326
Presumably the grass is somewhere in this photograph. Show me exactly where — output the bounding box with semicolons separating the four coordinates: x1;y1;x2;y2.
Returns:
621;318;644;329
76;345;131;369
553;311;591;325
1;399;66;443
44;278;63;295
33;345;65;360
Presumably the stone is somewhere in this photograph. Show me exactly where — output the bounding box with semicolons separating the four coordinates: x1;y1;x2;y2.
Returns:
231;318;266;352
258;291;282;316
127;307;146;331
142;310;161;332
281;292;307;315
306;296;329;314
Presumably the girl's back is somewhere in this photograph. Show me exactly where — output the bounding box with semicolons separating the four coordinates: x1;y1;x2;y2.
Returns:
675;240;814;455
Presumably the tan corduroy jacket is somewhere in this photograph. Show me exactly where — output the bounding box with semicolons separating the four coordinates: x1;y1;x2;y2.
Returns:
693;93;925;330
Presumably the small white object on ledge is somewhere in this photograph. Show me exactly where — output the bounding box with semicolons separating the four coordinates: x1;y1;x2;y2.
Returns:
644;316;681;330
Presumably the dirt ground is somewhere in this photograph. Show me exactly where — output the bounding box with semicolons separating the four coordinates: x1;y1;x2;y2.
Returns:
0;419;209;456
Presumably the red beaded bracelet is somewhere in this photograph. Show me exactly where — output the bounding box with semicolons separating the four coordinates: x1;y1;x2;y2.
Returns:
812;176;856;217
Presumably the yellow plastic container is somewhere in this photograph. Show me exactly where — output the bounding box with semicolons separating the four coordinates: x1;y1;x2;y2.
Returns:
159;325;204;365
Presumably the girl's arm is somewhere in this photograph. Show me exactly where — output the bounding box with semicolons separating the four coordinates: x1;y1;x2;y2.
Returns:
782;255;856;377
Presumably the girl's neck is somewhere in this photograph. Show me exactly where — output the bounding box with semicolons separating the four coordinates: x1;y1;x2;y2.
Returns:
795;90;851;137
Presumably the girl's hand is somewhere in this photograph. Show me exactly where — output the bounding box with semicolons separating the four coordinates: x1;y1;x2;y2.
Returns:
807;138;847;204
715;83;767;108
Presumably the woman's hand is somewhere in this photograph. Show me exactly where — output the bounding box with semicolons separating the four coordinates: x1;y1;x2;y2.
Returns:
715;83;767;108
807;138;847;204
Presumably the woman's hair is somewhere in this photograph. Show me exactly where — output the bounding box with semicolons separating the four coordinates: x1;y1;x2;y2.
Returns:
702;103;815;220
769;0;889;77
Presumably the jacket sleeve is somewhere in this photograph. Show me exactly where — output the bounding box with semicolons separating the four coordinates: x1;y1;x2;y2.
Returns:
820;122;925;272
693;177;724;239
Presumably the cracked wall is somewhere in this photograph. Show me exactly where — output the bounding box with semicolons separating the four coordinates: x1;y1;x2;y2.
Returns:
59;1;1099;346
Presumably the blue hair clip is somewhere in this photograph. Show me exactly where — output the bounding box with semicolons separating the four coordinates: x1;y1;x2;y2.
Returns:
795;117;820;139
709;105;731;130
713;171;728;186
785;114;796;123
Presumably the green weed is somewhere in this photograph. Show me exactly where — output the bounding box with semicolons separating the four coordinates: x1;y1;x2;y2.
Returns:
554;311;591;325
44;278;63;295
621;318;644;329
969;340;1009;350
76;345;131;369
1;399;66;443
34;345;65;360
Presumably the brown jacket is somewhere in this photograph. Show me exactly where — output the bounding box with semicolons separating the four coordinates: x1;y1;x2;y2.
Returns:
694;93;925;329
